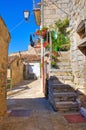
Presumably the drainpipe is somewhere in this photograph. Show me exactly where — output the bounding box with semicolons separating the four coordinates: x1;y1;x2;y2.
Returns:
49;30;52;77
41;0;45;93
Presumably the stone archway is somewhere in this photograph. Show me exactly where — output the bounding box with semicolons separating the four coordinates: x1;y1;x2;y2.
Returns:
0;17;10;116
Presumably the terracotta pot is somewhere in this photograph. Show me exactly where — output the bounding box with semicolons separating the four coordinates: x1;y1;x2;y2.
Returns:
42;30;46;36
43;41;49;47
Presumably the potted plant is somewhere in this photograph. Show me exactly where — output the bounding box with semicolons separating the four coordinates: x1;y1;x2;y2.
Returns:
41;26;48;36
35;26;48;38
43;41;49;48
35;30;41;35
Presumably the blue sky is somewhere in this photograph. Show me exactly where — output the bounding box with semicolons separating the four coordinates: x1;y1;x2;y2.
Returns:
0;0;40;54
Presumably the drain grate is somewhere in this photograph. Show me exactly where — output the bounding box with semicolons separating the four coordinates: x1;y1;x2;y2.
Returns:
9;109;32;117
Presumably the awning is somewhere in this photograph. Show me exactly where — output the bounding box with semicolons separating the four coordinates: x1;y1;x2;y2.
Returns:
33;8;41;26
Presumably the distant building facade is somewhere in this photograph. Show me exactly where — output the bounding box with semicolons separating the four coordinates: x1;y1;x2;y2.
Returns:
8;43;41;85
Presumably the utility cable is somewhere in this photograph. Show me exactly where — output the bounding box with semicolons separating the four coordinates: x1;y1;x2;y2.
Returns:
10;19;24;33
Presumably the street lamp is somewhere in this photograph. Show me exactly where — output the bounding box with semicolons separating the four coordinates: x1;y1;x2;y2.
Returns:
24;10;30;21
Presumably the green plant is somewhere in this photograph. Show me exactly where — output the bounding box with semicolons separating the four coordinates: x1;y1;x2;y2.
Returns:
41;26;48;31
45;44;50;49
35;26;48;36
51;17;70;52
51;61;57;68
52;54;57;61
40;63;42;68
55;17;69;35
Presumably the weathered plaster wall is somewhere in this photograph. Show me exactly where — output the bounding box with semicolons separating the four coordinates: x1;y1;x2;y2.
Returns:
0;17;10;116
69;0;86;108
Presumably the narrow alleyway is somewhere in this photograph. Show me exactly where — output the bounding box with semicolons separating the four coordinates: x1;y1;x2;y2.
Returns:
7;78;53;113
0;79;86;130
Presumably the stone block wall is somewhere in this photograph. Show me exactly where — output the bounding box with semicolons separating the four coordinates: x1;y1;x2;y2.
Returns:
69;0;86;108
10;58;23;86
0;17;10;116
43;0;69;26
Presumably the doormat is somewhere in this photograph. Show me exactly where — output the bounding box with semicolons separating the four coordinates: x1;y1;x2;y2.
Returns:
9;109;32;117
64;114;86;123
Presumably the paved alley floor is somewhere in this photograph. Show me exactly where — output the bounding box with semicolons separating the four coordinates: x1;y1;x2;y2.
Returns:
0;78;86;130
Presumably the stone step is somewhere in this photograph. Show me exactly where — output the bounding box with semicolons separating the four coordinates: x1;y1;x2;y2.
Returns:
54;92;77;102
52;84;75;92
57;62;71;69
50;69;72;76
50;76;73;82
54;96;76;102
55;101;79;112
57;62;71;66
58;51;70;56
51;68;72;72
53;92;77;98
57;57;70;62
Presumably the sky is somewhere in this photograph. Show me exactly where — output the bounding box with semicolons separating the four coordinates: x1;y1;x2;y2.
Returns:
0;0;40;54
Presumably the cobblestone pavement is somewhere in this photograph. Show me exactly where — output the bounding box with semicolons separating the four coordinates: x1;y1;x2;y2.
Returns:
0;78;86;130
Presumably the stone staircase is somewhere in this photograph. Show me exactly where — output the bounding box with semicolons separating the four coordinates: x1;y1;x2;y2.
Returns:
48;51;80;112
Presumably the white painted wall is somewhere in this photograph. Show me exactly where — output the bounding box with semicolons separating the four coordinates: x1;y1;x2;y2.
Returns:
28;62;40;77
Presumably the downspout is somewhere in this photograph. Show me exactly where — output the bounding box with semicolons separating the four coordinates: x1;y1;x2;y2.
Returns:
41;0;45;93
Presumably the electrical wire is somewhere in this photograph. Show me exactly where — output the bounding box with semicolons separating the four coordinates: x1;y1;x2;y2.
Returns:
10;19;24;33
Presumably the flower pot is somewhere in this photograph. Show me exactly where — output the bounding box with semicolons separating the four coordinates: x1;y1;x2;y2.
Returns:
43;41;49;48
42;30;46;36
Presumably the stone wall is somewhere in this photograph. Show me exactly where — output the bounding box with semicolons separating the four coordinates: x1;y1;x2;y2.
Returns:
0;17;10;116
10;58;23;86
43;0;69;26
69;0;86;108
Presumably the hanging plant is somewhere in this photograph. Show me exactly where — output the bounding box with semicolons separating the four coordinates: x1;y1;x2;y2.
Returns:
35;30;41;35
43;41;49;48
35;26;48;38
45;44;50;49
41;30;47;36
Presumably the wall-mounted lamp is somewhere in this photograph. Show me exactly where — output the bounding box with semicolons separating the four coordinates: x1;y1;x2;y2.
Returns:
24;10;30;21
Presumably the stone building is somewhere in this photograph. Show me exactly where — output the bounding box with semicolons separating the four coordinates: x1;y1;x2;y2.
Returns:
40;0;86;111
69;0;86;109
22;54;41;80
0;17;10;116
